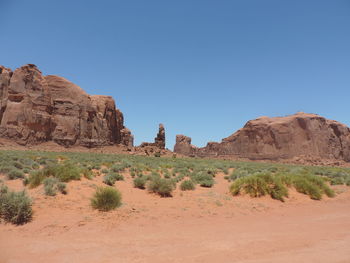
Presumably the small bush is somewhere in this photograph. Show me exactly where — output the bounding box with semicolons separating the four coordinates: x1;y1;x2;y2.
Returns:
0;187;32;225
12;162;23;170
103;173;124;186
91;187;122;211
180;180;195;191
28;170;46;188
133;176;147;189
230;173;334;201
7;169;25;180
43;177;59;196
57;182;67;194
147;177;175;197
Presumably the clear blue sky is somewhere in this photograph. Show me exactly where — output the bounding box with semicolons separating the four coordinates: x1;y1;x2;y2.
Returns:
1;0;349;149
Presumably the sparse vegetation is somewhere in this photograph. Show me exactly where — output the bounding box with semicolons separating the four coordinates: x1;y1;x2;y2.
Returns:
133;176;147;189
180;180;195;191
91;187;122;211
147;177;175;197
0;184;32;225
230;172;335;201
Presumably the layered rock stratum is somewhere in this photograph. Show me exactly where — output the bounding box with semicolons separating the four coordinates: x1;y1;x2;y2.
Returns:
174;113;350;162
0;64;133;147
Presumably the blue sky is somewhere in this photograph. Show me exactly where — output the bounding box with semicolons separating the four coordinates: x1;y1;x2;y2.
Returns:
1;0;349;149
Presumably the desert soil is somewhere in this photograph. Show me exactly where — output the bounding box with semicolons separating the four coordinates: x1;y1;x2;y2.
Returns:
1;172;350;263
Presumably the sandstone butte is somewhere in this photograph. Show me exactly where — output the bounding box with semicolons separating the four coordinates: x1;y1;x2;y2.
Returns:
0;64;133;148
174;113;350;162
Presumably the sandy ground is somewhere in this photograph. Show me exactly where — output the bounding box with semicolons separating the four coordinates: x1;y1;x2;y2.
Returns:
1;172;350;263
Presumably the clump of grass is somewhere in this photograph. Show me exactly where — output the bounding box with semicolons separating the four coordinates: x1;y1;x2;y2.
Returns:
0;185;32;225
43;178;67;196
27;162;81;188
191;172;214;188
133;176;147;189
7;169;25;180
180;180;195;191
91;187;122;211
147;177;175;197
103;173;124;186
230;173;334;201
28;170;46;188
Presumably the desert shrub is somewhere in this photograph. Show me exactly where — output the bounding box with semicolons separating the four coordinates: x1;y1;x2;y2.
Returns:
330;177;344;185
180;180;195;191
23;168;30;174
0;166;11;174
28;170;46;188
27;163;81;188
23;176;29;186
103;173;124;186
43;178;68;196
31;162;40;169
230;173;334;201
0;188;32;225
81;168;94;180
101;168;109;174
7;169;25;180
154;152;161;158
12;161;23;170
133;176;147;189
57;182;67;194
147;177;175;197
49;163;81;182
91;187;122;211
43;178;59;196
191;172;215;188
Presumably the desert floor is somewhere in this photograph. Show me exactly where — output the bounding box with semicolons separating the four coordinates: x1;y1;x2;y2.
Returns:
1;172;350;263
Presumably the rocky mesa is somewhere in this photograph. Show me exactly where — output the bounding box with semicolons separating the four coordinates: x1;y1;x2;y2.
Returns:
174;113;350;162
0;64;133;147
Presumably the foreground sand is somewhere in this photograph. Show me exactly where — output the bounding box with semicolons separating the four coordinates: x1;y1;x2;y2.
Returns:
1;173;350;263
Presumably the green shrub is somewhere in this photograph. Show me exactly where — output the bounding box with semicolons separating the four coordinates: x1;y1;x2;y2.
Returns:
330;177;344;185
28;170;46;188
154;152;161;158
199;178;214;188
103;173;124;186
81;168;94;180
230;173;334;201
0;188;32;225
133;176;147;189
43;178;59;196
180;180;195;191
43;178;68;196
57;182;67;194
49;163;81;182
91;187;122;211
147;177;174;197
7;169;25;180
12;162;23;170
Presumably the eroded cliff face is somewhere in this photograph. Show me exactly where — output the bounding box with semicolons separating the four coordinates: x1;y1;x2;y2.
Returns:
0;64;133;147
174;113;350;162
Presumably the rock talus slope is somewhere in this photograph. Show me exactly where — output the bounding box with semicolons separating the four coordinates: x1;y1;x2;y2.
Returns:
174;113;350;162
0;64;133;147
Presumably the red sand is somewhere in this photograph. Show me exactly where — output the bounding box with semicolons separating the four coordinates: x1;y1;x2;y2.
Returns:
1;173;350;263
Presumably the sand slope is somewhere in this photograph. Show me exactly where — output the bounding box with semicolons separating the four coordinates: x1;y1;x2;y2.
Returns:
1;174;350;263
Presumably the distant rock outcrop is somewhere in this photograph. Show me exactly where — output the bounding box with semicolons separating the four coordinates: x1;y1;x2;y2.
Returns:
0;64;133;147
140;123;166;149
174;113;350;162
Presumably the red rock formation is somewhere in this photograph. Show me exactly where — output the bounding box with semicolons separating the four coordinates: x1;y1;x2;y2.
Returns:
140;123;165;149
0;64;133;147
174;113;350;162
